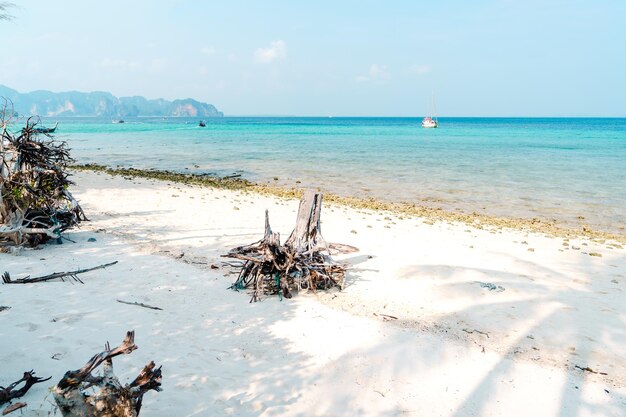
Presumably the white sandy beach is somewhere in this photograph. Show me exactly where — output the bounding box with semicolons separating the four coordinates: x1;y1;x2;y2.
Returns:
1;170;625;416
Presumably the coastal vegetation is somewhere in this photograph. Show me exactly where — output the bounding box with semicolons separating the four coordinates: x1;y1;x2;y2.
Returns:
0;2;14;21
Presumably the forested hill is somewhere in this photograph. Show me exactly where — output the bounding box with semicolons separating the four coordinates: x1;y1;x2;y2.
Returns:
0;85;223;117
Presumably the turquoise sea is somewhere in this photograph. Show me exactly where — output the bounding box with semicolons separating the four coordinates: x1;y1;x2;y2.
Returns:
38;117;626;234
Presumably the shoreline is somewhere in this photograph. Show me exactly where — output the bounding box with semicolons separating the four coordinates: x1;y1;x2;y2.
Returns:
71;163;626;246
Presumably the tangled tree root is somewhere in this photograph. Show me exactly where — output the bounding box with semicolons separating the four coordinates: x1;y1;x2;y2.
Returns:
1;111;86;249
224;190;357;301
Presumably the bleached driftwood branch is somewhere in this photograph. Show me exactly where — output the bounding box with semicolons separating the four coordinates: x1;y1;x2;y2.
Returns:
2;261;118;284
0;371;51;405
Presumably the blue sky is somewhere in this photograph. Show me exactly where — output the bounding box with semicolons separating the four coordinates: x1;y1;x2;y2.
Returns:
1;0;625;116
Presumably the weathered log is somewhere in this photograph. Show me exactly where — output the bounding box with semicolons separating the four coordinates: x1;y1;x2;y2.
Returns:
0;371;51;406
2;261;118;284
224;190;356;301
53;331;162;417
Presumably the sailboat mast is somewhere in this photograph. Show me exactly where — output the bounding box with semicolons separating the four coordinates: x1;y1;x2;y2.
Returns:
432;92;438;123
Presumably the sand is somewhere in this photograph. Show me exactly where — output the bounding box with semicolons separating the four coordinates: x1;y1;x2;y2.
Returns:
1;170;624;416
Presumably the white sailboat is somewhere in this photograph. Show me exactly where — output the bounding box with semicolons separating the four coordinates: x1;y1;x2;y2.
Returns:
421;93;439;128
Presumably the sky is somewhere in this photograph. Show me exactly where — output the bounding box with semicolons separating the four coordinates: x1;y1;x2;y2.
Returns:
1;0;625;116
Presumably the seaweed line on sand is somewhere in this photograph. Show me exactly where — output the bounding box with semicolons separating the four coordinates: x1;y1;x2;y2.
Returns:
71;164;626;245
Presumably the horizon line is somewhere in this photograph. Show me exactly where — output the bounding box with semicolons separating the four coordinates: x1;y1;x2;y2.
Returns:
226;115;626;119
33;114;626;119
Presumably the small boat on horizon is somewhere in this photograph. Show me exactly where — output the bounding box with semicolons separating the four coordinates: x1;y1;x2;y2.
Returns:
112;119;125;124
198;121;206;127
34;121;59;133
421;93;439;128
421;116;438;128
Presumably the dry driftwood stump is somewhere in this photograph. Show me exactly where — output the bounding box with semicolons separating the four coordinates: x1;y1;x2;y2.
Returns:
224;190;357;301
53;331;162;417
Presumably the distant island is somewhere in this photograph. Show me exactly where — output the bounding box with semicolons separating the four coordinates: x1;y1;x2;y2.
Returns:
0;85;223;118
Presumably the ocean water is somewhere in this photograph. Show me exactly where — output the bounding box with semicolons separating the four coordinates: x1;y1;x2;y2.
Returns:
37;117;626;234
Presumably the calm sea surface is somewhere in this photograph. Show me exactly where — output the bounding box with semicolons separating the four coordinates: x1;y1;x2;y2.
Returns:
37;117;626;234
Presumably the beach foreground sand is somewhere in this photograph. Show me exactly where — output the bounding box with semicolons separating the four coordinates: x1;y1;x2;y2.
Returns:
1;171;625;416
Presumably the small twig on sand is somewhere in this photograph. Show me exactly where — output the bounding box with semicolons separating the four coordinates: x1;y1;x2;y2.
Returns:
2;261;118;284
575;365;608;375
3;402;27;415
462;328;490;338
117;300;163;311
373;312;398;320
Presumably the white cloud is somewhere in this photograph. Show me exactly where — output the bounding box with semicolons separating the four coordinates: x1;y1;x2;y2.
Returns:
369;64;388;78
410;64;431;75
254;40;286;64
355;64;390;83
201;47;216;57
